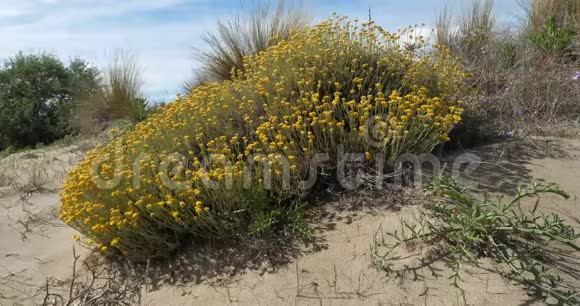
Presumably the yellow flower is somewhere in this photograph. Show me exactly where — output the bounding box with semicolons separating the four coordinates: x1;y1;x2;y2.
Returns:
58;15;466;260
365;152;372;161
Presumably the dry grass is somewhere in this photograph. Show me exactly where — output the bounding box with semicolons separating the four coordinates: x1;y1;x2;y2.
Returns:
3;158;51;195
105;52;146;122
435;8;455;47
0;172;9;189
195;0;309;82
70;51;146;135
458;0;495;57
0;146;86;198
40;248;142;306
436;0;495;57
522;0;580;33
437;0;580;136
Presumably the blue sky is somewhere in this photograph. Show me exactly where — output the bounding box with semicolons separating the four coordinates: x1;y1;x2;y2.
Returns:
0;0;525;103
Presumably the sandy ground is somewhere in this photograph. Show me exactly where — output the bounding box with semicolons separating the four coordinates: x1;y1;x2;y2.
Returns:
0;145;90;304
1;137;579;305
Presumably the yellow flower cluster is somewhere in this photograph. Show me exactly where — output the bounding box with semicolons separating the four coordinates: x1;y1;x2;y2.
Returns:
60;16;466;260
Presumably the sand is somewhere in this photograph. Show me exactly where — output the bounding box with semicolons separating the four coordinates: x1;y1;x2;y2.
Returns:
1;137;579;305
0;145;90;304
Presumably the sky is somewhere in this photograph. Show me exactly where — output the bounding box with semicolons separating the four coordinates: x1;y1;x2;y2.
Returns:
0;0;525;103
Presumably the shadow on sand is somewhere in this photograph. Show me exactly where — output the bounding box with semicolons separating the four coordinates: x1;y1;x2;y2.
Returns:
110;190;411;297
102;137;578;305
436;138;573;195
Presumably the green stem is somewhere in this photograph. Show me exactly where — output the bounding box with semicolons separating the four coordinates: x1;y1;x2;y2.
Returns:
487;236;575;304
495;227;580;251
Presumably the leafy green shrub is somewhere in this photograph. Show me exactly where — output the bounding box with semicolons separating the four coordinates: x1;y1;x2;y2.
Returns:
60;17;467;260
0;53;100;149
530;16;576;56
372;177;579;304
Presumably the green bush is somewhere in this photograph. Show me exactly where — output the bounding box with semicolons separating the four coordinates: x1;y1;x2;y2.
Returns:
530;16;576;56
0;53;100;149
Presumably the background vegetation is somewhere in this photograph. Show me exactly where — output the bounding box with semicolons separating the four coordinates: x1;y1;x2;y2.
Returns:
3;0;578;153
0;53;99;149
437;0;580;140
70;52;149;134
0;52;150;151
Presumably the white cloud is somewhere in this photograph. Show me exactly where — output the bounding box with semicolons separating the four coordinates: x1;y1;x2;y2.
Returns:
0;0;218;101
0;9;24;18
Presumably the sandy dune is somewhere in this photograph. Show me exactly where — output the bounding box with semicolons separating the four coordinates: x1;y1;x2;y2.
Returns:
1;137;579;305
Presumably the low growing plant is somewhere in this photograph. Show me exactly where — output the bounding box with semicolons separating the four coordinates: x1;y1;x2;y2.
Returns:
530;16;576;56
372;177;579;304
60;16;466;260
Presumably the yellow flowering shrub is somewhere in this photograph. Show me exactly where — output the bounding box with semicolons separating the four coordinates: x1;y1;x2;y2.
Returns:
60;16;466;260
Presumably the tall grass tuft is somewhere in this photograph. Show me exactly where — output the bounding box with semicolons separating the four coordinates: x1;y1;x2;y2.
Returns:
196;0;309;82
105;52;146;122
435;8;456;48
70;51;147;134
523;0;579;34
457;0;495;58
437;0;580;136
436;0;495;57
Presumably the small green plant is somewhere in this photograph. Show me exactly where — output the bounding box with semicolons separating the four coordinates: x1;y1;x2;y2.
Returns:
372;177;579;305
21;152;40;160
249;201;312;240
530;16;575;56
501;41;518;68
0;146;15;159
0;171;9;187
